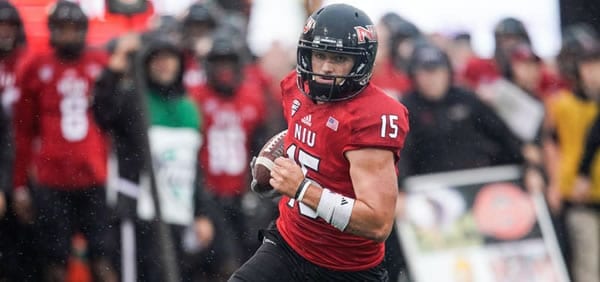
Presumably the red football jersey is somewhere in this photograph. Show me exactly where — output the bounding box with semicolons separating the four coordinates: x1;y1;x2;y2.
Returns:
192;81;266;197
276;71;409;271
0;46;30;112
13;49;108;189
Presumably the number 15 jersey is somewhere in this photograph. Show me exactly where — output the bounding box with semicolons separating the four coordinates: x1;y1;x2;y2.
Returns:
276;71;410;271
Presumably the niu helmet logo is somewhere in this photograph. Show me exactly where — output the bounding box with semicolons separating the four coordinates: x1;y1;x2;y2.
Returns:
303;17;316;34
354;25;377;43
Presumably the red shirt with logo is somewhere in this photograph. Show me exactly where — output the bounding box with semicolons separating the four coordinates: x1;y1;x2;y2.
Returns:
192;81;266;197
276;71;409;271
13;49;108;189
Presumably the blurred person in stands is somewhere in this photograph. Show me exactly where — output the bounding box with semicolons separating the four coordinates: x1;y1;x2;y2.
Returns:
0;2;44;281
94;33;218;281
557;23;599;89
447;32;477;86
463;17;564;101
492;17;532;79
371;12;418;100
461;17;528;89
505;43;546;99
0;0;26;113
219;0;252;18
180;1;221;93
147;14;182;46
11;1;117;281
398;45;545;226
499;42;565;102
223;11;287;138
544;44;600;282
574;115;600;206
191;26;269;279
400;43;531;176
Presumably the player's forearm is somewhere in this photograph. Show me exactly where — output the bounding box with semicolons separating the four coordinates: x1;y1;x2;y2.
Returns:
344;200;394;242
300;183;394;242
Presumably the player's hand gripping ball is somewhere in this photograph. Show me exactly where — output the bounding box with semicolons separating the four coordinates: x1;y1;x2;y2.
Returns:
251;130;287;196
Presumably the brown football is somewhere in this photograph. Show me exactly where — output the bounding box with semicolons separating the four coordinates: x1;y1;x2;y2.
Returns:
252;130;287;193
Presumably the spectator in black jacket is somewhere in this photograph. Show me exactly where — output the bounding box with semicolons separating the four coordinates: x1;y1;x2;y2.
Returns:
399;43;527;179
388;43;545;281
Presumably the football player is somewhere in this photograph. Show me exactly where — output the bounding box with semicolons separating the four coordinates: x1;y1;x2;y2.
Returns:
0;0;27;114
231;4;409;281
11;2;116;281
191;26;269;278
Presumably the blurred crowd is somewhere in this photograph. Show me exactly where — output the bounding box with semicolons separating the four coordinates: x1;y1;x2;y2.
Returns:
0;0;598;281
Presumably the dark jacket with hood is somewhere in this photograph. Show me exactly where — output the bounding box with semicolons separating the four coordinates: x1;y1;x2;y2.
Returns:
399;44;524;181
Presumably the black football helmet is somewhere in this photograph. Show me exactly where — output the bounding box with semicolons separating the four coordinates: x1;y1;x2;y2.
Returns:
297;4;378;102
204;27;247;96
48;1;88;59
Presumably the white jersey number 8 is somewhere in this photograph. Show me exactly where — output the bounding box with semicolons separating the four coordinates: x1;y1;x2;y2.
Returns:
58;75;89;142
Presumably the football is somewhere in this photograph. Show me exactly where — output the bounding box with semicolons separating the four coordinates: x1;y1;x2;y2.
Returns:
252;130;287;193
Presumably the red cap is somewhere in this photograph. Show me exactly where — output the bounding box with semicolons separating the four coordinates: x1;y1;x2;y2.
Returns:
510;43;541;62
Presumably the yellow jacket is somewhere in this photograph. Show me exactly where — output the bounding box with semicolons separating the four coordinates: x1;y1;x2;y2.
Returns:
547;90;600;202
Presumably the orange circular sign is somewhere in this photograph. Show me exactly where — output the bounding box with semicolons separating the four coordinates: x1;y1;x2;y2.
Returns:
473;183;536;240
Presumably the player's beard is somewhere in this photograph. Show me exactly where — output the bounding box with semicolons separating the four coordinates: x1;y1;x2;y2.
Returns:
55;42;85;60
209;68;240;97
0;37;15;57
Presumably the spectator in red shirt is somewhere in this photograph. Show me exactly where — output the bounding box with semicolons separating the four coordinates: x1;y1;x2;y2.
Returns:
461;17;531;90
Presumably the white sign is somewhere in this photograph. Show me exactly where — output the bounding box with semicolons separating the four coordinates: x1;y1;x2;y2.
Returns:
398;165;569;282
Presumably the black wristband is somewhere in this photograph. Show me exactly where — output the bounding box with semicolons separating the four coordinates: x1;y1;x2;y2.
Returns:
295;178;309;200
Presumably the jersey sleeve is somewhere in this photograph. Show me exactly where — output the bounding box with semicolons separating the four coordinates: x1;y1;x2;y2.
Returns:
344;100;409;160
279;71;297;124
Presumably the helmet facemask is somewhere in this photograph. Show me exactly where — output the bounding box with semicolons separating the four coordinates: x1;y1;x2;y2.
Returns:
297;44;372;102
